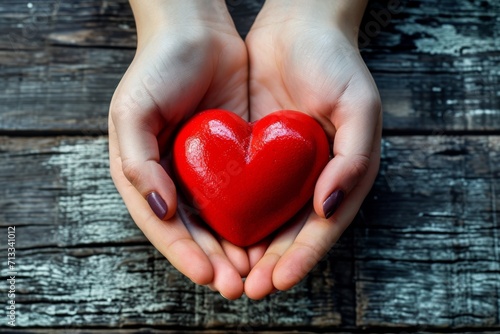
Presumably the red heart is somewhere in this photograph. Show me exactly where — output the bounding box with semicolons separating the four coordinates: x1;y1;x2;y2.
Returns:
172;109;329;247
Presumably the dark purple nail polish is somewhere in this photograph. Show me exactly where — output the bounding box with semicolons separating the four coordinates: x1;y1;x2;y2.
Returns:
323;190;344;219
147;192;168;220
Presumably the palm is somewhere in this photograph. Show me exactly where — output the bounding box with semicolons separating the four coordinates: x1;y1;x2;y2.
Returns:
248;23;375;122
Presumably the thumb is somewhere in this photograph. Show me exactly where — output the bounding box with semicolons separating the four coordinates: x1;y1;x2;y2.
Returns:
109;93;177;221
313;100;382;219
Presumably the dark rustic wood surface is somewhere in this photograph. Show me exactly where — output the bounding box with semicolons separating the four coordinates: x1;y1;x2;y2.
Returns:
1;0;499;133
0;0;499;333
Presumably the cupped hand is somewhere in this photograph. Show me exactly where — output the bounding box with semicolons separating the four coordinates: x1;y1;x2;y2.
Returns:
108;0;250;299
243;0;382;299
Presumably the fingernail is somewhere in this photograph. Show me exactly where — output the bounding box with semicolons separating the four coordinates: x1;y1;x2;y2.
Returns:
323;190;344;219
146;192;168;220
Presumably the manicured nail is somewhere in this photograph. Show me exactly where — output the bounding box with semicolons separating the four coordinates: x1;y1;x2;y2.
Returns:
146;192;168;220
323;190;344;219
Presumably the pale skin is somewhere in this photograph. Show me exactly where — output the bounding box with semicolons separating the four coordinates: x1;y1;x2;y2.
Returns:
109;0;381;300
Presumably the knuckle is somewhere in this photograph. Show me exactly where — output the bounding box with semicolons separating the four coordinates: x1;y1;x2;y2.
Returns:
291;241;329;279
359;92;382;115
297;239;329;264
348;154;371;180
121;158;143;188
110;94;139;122
110;101;133;128
110;84;156;125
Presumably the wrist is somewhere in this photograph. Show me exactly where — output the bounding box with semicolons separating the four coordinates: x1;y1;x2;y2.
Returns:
330;0;369;43
255;0;367;44
130;0;232;44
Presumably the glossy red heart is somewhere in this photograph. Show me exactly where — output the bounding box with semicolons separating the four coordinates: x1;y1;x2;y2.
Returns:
172;109;329;247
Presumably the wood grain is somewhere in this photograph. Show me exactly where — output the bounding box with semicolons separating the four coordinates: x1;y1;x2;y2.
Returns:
357;135;500;327
1;135;498;329
0;0;498;132
362;0;500;131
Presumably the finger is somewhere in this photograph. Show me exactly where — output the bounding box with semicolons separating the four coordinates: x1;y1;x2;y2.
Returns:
219;238;251;277
246;238;271;270
109;90;178;221
177;204;244;300
109;126;214;285
314;96;382;218
272;212;338;291
273;147;381;291
244;252;279;300
244;207;309;300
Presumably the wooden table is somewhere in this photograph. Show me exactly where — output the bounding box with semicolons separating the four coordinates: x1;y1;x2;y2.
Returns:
1;0;499;332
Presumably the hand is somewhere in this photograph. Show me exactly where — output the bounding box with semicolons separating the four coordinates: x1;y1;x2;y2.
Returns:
108;0;250;299
243;0;382;299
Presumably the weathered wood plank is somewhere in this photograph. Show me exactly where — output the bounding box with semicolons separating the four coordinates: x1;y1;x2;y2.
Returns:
0;46;130;134
0;0;136;49
7;245;351;329
0;137;142;248
361;0;500;131
0;136;350;329
356;136;500;327
0;0;499;132
1;135;499;329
